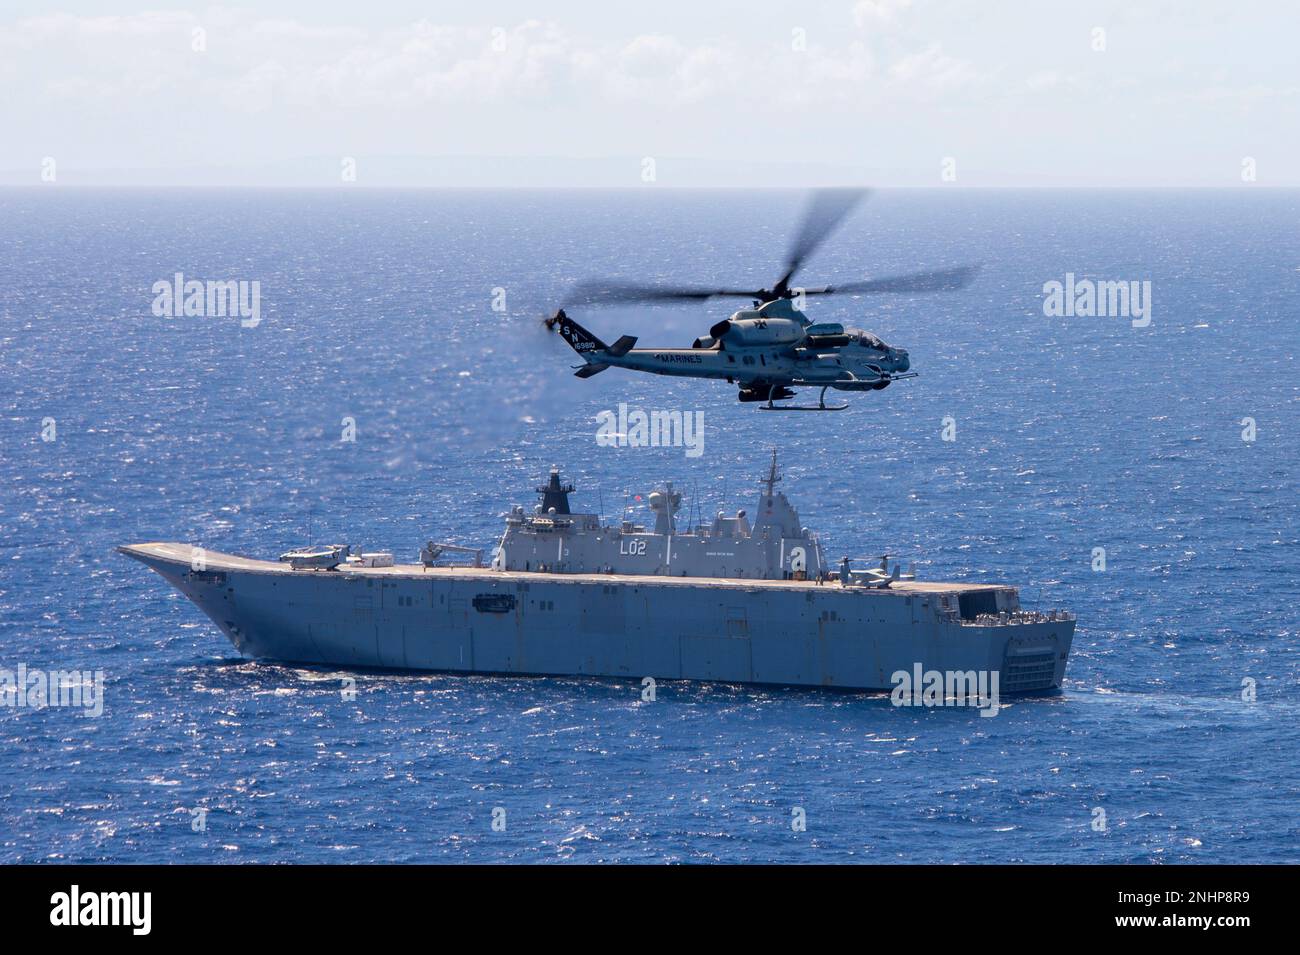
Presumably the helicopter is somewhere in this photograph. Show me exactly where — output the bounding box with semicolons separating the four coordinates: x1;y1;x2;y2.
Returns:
544;188;978;410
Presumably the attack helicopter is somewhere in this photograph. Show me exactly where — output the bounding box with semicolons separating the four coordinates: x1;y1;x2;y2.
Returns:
544;188;977;410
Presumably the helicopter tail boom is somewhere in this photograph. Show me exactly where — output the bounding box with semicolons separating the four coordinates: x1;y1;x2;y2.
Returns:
549;310;640;376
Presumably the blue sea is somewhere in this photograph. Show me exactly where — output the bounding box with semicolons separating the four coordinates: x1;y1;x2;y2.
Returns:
0;188;1296;863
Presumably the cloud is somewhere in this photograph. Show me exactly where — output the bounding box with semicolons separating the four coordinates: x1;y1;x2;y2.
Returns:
5;5;1290;186
888;42;980;91
603;34;739;104
1;13;589;113
0;9;979;115
852;0;915;27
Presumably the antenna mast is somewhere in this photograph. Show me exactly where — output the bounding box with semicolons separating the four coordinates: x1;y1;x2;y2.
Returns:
761;449;781;498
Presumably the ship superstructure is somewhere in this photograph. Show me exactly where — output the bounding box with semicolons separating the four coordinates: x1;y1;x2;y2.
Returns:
495;454;826;580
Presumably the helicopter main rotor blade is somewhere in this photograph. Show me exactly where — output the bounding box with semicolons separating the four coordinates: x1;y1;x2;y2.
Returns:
556;188;972;313
803;264;980;297
774;187;870;295
563;281;763;308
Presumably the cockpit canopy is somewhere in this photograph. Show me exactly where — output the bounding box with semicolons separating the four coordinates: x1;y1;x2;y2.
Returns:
855;331;886;350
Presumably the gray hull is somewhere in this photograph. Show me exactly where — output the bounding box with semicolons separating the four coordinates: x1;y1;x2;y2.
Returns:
120;543;1074;693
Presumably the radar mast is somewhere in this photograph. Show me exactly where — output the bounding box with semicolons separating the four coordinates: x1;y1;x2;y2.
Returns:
761;449;782;498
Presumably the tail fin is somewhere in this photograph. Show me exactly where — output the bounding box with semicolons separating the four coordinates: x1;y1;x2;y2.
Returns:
551;310;607;356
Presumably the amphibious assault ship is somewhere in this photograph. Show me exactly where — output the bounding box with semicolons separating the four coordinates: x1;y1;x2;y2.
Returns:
119;454;1074;693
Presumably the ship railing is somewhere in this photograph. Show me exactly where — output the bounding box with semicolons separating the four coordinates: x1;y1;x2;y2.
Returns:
957;609;1076;627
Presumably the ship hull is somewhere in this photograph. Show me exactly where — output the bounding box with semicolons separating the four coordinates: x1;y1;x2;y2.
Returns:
120;543;1074;694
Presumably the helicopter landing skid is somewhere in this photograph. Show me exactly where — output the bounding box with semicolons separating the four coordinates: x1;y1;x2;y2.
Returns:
758;385;848;411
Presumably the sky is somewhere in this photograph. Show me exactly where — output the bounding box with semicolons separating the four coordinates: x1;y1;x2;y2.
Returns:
2;1;1297;186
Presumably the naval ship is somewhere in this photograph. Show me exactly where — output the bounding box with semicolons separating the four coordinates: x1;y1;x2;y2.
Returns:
119;454;1075;693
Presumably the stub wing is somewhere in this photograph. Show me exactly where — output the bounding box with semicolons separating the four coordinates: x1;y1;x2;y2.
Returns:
606;334;637;357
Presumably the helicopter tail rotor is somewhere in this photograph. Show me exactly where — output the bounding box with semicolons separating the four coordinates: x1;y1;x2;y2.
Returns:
544;309;607;353
544;310;640;377
544;310;638;356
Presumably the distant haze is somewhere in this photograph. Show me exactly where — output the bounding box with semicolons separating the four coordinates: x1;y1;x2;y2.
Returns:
2;0;1297;187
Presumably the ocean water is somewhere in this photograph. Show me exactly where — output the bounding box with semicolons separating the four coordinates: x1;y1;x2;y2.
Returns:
0;188;1296;864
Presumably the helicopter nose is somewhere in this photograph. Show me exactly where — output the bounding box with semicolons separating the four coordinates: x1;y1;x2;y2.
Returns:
893;348;910;372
